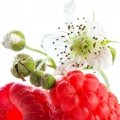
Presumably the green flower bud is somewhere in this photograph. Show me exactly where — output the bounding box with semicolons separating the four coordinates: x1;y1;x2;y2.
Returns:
11;53;35;81
35;59;46;71
41;73;56;90
30;70;44;87
2;30;26;51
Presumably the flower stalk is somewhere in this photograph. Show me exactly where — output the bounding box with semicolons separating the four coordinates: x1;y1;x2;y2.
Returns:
98;69;110;90
25;45;57;69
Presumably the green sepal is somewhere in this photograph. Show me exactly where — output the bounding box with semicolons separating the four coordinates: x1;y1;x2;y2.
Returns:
109;46;116;63
48;57;57;69
101;40;111;46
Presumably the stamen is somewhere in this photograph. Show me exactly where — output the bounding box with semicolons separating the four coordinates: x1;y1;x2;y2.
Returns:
67;33;70;35
93;36;95;39
65;45;67;48
95;38;98;40
68;25;71;29
60;58;63;60
94;52;97;55
61;35;65;38
93;42;96;48
81;64;84;66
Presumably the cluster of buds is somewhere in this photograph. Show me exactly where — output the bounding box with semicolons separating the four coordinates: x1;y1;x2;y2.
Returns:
2;30;56;90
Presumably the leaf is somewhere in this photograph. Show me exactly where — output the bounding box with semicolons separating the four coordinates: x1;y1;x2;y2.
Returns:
48;57;57;69
109;46;116;63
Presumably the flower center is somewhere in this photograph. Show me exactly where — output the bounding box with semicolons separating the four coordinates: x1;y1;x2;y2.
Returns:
70;33;94;58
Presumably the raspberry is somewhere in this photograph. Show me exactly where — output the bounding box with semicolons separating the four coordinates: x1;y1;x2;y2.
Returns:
0;83;52;120
0;83;22;120
50;70;120;120
1;70;120;120
9;83;51;120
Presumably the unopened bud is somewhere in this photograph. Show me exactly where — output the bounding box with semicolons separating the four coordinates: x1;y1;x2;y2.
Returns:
11;53;35;81
2;30;26;51
41;73;56;90
30;70;44;87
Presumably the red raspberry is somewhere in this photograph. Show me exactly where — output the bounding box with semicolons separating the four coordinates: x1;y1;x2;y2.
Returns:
0;83;22;120
1;70;120;120
9;83;51;120
0;83;52;120
50;70;120;120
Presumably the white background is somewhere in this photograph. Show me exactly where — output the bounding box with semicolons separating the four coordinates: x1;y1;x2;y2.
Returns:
0;0;120;100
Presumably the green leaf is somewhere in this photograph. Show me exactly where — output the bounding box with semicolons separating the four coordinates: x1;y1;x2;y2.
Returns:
109;46;116;63
101;40;111;46
48;57;57;69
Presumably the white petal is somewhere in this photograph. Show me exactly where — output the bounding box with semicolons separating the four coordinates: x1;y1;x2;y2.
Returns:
64;0;76;23
2;34;12;49
86;21;106;40
54;56;86;75
41;34;72;65
87;47;112;69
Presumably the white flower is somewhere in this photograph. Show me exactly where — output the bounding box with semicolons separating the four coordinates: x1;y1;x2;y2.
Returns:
41;18;114;75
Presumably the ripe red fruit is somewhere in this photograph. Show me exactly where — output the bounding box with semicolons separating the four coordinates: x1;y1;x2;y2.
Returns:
0;83;52;120
9;83;51;120
0;83;22;120
1;70;120;120
50;70;120;120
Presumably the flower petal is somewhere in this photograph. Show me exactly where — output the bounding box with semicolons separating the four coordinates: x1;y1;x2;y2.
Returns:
87;47;112;69
86;21;106;40
41;34;71;64
64;0;76;23
54;56;86;75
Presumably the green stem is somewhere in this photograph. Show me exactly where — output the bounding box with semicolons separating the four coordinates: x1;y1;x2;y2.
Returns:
26;45;47;56
98;69;110;90
25;45;57;69
37;57;48;70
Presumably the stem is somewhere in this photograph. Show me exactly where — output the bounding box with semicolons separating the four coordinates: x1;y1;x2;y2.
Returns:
37;57;48;70
98;69;110;90
25;45;57;69
26;45;47;56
